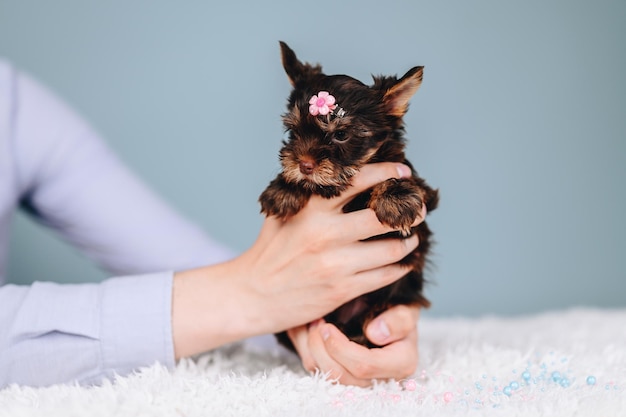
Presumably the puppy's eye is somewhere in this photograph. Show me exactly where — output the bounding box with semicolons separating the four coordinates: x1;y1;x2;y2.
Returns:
332;131;349;144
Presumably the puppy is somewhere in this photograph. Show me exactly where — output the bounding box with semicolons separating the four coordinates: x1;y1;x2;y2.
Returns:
260;41;439;349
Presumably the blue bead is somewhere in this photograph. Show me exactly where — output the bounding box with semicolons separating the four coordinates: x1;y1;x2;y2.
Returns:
586;376;596;385
522;371;531;380
510;381;520;390
503;386;512;396
560;378;571;388
551;371;561;382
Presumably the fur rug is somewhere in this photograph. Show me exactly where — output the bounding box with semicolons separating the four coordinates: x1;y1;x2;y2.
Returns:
1;308;624;417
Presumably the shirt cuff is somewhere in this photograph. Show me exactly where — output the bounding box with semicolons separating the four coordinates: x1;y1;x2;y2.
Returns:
99;271;175;378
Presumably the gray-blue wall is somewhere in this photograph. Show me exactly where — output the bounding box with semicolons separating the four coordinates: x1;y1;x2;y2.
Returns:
1;0;624;316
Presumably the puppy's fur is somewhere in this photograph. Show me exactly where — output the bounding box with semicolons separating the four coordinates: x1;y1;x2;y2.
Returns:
260;42;439;349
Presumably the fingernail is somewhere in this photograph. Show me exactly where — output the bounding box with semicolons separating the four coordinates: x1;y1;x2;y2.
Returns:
402;234;416;248
373;318;391;342
320;326;330;341
309;319;322;329
396;164;411;178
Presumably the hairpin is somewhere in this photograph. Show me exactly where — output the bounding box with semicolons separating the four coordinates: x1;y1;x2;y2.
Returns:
309;91;346;119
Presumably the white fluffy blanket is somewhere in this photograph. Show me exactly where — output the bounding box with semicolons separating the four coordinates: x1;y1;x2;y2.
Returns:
1;308;624;417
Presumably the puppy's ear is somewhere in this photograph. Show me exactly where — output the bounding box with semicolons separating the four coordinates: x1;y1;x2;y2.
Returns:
279;41;323;86
382;66;424;117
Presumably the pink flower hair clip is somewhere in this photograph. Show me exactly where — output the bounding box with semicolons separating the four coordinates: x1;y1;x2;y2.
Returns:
309;91;346;118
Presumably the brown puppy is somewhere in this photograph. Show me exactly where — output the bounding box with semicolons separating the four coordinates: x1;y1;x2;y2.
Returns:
260;42;439;349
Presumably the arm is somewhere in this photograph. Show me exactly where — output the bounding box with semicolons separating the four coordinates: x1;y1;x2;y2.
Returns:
0;62;232;388
0;273;174;387
12;67;233;274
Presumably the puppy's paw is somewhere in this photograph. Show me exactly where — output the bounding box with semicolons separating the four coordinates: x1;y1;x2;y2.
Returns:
259;176;310;219
369;179;424;235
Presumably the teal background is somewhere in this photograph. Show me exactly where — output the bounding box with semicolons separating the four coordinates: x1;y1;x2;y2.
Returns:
1;1;625;316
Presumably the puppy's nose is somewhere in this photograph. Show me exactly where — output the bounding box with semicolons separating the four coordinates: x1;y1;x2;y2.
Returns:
299;160;316;175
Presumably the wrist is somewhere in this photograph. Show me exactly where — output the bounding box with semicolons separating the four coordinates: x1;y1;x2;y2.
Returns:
171;259;268;359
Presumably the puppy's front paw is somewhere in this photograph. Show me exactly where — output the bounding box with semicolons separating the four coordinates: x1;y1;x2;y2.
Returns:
259;176;310;219
369;179;424;236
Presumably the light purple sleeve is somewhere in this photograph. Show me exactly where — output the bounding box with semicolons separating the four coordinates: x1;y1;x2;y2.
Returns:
12;66;234;274
0;273;174;387
0;60;236;387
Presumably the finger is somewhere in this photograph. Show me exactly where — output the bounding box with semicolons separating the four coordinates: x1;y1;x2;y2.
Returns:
287;325;317;372
333;234;419;276
337;189;428;243
412;204;428;227
348;264;414;303
310;323;374;387
332;163;412;208
305;322;355;385
347;199;427;237
339;208;407;242
365;305;420;346
322;322;419;381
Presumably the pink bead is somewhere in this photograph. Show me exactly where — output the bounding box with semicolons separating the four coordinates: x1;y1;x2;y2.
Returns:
404;379;417;391
443;392;454;403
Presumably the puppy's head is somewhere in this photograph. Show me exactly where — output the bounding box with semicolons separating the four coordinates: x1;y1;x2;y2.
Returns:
277;41;423;197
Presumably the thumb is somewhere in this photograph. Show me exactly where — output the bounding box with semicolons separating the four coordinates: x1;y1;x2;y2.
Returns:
365;305;420;346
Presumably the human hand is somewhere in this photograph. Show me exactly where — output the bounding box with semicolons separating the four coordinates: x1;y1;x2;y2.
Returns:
233;162;425;334
287;305;421;387
172;162;425;359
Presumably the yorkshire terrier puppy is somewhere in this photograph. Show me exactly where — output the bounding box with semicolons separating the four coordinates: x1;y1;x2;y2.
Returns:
260;41;439;350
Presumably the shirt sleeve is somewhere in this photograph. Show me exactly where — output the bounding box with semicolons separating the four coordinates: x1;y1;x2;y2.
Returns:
0;272;174;387
13;67;234;274
0;62;236;387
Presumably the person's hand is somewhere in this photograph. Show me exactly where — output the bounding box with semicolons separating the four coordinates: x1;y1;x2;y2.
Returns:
172;162;424;359
287;305;421;387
